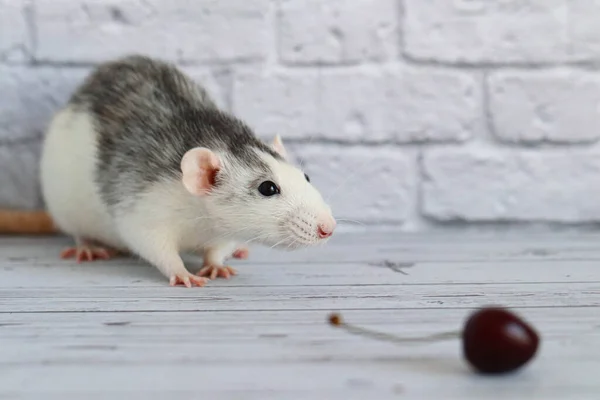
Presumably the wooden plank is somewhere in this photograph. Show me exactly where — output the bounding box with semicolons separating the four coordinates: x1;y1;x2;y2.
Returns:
1;257;599;288
0;308;596;364
0;282;598;313
2;361;599;400
0;308;598;399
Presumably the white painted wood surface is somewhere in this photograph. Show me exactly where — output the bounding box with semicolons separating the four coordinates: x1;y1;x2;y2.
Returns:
1;232;600;399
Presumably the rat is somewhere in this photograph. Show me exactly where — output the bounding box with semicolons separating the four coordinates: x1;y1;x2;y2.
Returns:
0;54;336;287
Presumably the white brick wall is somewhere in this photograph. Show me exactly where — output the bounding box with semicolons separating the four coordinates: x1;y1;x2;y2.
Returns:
2;0;600;230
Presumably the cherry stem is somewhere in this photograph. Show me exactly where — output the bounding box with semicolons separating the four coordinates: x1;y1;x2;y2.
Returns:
328;312;460;344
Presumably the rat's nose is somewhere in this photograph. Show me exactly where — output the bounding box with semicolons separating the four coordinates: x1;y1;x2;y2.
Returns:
317;216;336;239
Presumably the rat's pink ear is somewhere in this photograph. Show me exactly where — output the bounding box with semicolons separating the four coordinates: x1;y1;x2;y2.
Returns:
180;147;221;196
271;134;288;159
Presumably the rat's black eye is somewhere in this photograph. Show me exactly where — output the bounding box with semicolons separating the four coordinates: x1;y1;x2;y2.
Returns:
258;180;280;197
304;173;310;182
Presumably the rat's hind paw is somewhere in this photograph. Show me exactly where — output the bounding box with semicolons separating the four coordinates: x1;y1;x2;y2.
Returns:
197;265;237;280
232;246;249;260
169;272;208;288
60;244;117;263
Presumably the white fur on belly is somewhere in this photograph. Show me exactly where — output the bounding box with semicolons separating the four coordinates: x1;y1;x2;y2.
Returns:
39;106;125;250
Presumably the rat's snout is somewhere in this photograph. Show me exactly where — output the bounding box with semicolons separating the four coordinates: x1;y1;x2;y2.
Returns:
317;215;336;239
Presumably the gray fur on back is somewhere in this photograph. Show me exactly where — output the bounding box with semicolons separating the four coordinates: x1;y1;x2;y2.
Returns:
68;54;282;212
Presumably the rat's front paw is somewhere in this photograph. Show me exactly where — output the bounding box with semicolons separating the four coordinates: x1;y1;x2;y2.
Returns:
232;246;249;260
197;265;237;280
169;271;208;288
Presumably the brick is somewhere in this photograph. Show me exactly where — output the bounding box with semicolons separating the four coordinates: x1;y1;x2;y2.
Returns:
35;0;269;63
233;66;481;142
568;0;600;58
0;66;90;142
404;0;583;64
288;145;414;223
318;67;481;142
0;0;31;62
0;140;43;209
278;0;397;64
489;70;600;143
232;69;320;140
422;147;600;222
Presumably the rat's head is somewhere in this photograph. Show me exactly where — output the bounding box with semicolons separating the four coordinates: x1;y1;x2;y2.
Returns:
180;135;335;249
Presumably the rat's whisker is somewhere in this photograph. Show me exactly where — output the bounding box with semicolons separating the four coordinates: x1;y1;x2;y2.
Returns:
246;231;274;242
336;218;364;225
202;225;258;245
269;234;294;249
286;236;300;250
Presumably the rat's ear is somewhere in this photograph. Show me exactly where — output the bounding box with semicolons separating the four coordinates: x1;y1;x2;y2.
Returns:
181;147;221;196
271;134;288;159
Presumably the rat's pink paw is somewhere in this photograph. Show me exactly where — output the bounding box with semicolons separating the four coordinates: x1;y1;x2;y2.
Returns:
197;264;237;280
60;245;117;263
232;246;249;259
169;272;208;288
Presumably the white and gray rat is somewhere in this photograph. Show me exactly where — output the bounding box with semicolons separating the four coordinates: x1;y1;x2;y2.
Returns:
31;54;336;287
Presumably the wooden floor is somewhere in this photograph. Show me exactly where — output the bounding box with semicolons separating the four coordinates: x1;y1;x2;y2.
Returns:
1;231;599;399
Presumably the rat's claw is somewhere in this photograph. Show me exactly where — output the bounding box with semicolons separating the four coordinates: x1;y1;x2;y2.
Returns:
60;248;76;259
232;247;249;260
198;265;237;280
61;244;115;263
95;248;111;259
78;249;91;262
169;272;208;288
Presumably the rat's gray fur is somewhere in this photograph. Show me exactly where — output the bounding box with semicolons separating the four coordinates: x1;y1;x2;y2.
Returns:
67;54;282;213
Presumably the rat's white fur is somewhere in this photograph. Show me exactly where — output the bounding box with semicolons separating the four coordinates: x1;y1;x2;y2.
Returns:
40;106;126;251
40;106;335;286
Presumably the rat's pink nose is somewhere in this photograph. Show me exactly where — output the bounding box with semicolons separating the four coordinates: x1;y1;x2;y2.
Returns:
317;217;336;239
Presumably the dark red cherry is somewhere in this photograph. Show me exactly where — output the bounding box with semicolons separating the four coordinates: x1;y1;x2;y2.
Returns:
462;307;540;374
